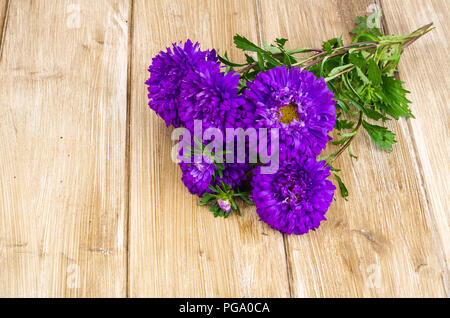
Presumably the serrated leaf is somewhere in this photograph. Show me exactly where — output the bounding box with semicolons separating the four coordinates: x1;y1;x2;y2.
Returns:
362;120;397;151
234;34;265;53
335;118;356;130
323;41;332;54
364;107;387;121
275;38;288;47
379;76;414;119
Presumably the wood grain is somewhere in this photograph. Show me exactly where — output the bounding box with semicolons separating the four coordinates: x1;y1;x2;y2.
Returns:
128;0;290;297
258;0;447;297
0;0;129;297
381;0;450;294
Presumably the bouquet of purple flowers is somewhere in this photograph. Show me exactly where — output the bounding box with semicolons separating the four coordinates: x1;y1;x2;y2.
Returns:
146;15;433;235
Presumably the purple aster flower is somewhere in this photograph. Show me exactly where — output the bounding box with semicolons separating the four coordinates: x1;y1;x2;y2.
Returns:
251;151;335;235
179;159;250;197
146;40;217;127
178;137;250;197
217;199;232;213
179;155;216;196
179;61;250;134
244;66;336;156
217;162;250;190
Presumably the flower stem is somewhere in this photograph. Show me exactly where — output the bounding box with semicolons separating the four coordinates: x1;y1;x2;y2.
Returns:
326;111;363;167
236;22;433;75
237;48;323;74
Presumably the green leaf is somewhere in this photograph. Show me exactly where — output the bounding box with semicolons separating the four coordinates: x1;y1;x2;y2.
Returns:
240;195;254;206
367;59;382;86
325;64;353;81
199;194;214;206
329;165;341;172
275;38;288;47
338;130;357;138
245;54;256;64
334;174;349;199
348;144;358;160
318;152;336;162
379;76;414;119
355;67;370;85
287;48;313;55
337;89;386;121
218;53;247;67
364;107;387;121
257;52;265;71
335;118;356;130
234;34;265;53
261;52;282;67
348;52;367;69
262;39;281;54
322;37;343;53
353;32;381;43
362;120;397;151
331;136;351;145
335;99;351;113
283;53;292;67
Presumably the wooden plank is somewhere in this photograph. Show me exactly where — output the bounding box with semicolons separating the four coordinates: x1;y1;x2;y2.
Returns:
258;0;447;297
129;0;290;297
0;0;129;297
381;0;450;293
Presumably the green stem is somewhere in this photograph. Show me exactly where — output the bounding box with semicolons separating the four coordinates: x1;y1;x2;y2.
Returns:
325;65;355;82
237;22;433;75
326;111;363;166
295;44;377;69
237;48;323;74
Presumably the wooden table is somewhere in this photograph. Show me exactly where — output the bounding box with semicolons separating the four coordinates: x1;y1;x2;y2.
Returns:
0;0;448;297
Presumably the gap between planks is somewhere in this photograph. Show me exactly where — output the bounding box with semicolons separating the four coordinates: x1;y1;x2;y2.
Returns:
126;0;136;298
0;0;11;62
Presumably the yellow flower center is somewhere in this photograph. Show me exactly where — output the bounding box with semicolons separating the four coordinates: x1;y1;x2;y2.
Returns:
279;103;299;124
